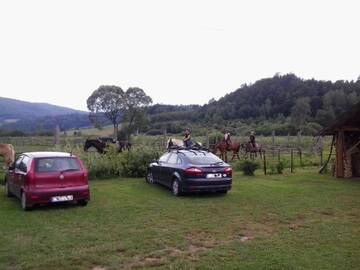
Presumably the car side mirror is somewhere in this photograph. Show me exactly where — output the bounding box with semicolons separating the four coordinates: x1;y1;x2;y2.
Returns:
8;163;15;170
151;159;159;164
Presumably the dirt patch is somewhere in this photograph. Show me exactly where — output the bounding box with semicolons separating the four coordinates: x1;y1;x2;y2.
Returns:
124;223;272;268
92;267;106;270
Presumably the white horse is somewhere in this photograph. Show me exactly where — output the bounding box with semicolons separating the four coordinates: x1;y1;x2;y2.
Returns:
0;144;15;169
167;138;184;149
166;138;202;149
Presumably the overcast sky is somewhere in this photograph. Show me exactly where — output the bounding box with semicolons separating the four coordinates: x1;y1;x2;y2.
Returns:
0;0;359;111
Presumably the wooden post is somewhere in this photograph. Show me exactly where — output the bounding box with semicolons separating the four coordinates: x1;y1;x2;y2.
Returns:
290;149;294;173
287;133;290;147
163;128;167;149
272;130;275;157
320;147;323;167
297;130;302;145
278;148;281;163
263;150;267;175
319;137;323;166
54;124;60;146
336;131;345;178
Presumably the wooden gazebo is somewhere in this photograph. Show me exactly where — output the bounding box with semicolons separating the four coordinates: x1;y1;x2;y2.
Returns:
319;102;360;178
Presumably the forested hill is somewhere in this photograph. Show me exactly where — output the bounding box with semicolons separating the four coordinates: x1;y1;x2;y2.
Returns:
0;97;85;120
196;74;360;130
146;74;360;135
0;97;89;133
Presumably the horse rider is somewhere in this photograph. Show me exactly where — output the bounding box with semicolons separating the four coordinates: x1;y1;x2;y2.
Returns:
249;131;256;149
183;129;193;148
224;130;232;150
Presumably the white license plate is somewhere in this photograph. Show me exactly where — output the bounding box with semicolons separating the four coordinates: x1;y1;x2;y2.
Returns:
206;173;222;179
51;195;73;202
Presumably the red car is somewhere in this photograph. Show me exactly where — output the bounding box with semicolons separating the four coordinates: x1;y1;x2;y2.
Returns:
4;152;90;211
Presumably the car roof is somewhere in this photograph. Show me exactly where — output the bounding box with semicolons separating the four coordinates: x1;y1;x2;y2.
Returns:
20;152;76;158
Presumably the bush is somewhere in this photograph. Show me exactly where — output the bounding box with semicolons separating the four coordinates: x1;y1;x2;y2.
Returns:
119;147;159;177
268;161;285;175
53;144;160;179
276;161;285;174
209;132;223;145
235;160;259;176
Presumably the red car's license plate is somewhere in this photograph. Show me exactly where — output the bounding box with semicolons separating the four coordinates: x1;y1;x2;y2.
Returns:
51;195;73;202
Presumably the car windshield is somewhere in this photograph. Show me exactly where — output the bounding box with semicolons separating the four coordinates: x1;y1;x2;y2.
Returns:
35;157;81;173
184;152;224;165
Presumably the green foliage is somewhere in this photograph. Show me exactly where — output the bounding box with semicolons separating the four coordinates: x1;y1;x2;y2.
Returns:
291;97;311;131
55;144;159;179
209;131;223;145
118;147;159;177
236;160;260;176
87;86;152;140
268;161;285;175
143;74;360;136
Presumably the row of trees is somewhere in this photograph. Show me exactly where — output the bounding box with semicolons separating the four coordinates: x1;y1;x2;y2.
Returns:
143;74;360;135
87;74;360;138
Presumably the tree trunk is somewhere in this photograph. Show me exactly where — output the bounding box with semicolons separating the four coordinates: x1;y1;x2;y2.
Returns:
113;124;118;141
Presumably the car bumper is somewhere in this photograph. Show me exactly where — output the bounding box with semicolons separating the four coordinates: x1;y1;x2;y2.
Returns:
26;186;90;205
182;178;232;192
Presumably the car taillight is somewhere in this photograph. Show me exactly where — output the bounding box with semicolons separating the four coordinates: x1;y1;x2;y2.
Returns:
224;167;232;177
185;167;203;177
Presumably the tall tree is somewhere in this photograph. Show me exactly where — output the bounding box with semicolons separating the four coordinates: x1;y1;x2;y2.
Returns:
87;85;125;139
122;87;152;140
291;97;311;132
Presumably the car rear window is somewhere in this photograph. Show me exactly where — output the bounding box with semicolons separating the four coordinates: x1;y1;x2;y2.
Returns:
35;157;81;173
184;152;224;165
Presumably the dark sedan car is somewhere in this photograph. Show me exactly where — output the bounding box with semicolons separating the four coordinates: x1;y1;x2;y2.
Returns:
146;149;232;196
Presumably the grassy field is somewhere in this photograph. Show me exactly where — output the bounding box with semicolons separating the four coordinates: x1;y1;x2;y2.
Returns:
0;169;359;270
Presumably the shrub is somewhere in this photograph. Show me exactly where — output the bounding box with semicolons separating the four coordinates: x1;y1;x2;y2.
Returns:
119;147;159;177
236;160;259;176
267;161;284;175
276;161;285;174
53;144;160;179
209;132;223;145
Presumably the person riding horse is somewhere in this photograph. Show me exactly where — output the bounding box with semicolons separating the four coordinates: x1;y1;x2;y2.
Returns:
183;129;193;148
249;131;256;150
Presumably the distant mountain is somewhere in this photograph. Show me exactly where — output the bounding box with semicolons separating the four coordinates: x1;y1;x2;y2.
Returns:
0;97;90;133
0;97;85;121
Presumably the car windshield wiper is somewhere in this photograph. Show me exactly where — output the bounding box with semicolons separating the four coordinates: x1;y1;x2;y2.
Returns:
61;168;79;172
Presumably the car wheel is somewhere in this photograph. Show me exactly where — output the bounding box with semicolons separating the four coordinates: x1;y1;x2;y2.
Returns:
171;179;182;196
146;171;155;184
4;181;13;197
21;192;32;211
78;200;88;206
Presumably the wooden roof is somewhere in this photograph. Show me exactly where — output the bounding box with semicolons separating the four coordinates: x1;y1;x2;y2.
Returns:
318;101;360;136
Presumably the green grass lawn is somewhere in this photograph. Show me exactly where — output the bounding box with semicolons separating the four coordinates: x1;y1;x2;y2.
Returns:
1;169;360;270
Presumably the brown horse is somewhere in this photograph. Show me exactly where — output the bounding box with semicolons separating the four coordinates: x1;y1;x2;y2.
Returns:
212;141;241;162
0;144;15;168
84;139;131;154
244;142;263;160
